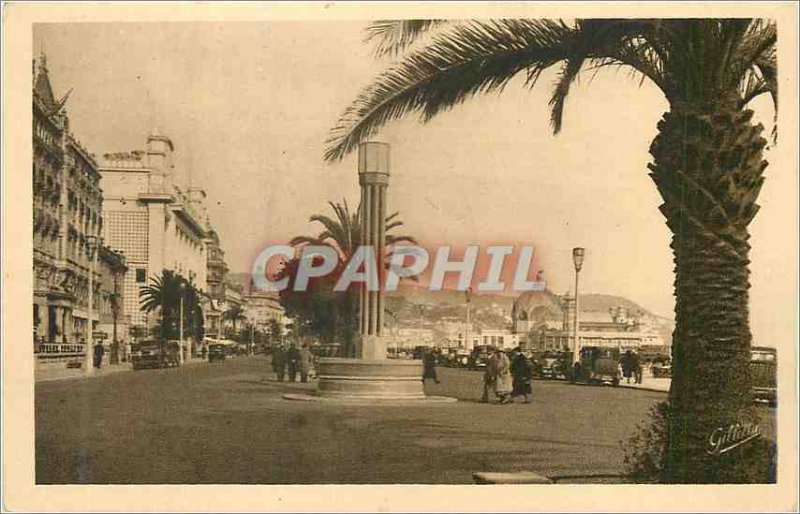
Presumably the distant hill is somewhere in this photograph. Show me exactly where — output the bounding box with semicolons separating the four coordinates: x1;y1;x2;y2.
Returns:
229;271;673;343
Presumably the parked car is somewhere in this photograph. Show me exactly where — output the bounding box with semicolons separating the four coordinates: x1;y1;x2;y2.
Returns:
573;346;621;386
450;349;471;368
650;354;672;378
468;345;491;371
531;351;570;380
208;343;227;362
131;339;180;370
750;346;776;406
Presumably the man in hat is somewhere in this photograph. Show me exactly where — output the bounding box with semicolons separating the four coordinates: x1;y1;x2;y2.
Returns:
481;347;499;403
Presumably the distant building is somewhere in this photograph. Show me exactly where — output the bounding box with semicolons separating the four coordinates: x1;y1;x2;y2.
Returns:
96;246;129;360
512;290;667;352
32;51;128;362
99;132;209;335
206;228;228;302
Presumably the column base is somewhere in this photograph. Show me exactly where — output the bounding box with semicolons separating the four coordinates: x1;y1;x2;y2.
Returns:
358;334;388;360
290;357;449;402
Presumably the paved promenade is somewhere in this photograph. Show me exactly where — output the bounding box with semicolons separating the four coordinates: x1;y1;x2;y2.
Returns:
35;356;776;484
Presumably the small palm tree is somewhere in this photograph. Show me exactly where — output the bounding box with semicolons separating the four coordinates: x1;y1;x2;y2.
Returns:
283;200;417;356
139;270;203;341
290;199;416;262
223;304;247;338
325;19;777;483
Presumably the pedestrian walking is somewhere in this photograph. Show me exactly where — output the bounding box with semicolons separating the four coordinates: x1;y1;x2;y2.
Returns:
495;349;513;404
93;341;105;369
422;349;440;384
286;343;301;382
510;348;533;403
632;350;643;384
298;343;313;383
621;350;634;384
271;345;287;382
481;347;498;403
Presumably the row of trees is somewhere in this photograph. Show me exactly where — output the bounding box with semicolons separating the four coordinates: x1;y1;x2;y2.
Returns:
138;270;284;348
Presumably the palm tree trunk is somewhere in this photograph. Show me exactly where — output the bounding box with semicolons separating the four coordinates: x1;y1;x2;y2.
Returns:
648;101;771;483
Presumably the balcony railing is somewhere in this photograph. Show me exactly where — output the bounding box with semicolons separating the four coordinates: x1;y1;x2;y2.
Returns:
36;343;85;354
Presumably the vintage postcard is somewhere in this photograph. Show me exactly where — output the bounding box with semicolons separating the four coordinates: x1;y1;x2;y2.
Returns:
2;2;798;512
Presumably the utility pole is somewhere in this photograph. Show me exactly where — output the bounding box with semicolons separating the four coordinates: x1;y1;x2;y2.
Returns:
572;248;585;364
465;287;472;351
84;235;99;375
179;287;185;364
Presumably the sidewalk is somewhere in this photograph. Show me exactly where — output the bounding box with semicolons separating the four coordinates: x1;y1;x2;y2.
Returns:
35;362;134;383
35;357;208;383
619;377;671;393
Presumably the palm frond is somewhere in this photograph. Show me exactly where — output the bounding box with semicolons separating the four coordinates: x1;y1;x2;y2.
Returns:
549;56;585;134
365;20;449;57
308;214;349;250
289;235;326;247
386;235;418;245
326;19;575;162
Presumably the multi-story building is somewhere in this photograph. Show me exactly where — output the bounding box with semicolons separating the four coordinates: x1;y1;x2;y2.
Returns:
99;132;208;339
206;228;228;302
242;289;284;330
33;52;128;364
95;246;129;362
202;228;229;340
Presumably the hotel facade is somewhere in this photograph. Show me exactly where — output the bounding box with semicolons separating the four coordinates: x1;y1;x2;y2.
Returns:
99;133;210;341
33;52;129;364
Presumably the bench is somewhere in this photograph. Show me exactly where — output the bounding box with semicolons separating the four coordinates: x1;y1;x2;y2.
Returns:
472;472;553;484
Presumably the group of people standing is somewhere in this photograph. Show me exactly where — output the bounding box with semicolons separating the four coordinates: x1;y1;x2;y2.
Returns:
620;349;643;384
482;347;533;405
270;343;314;383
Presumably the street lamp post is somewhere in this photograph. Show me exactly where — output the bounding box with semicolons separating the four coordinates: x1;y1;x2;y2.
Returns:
84;235;99;375
178;283;185;364
465;287;472;351
571;247;585;364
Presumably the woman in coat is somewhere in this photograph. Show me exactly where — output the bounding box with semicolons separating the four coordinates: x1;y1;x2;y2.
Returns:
494;350;513;404
511;348;533;403
298;344;313;383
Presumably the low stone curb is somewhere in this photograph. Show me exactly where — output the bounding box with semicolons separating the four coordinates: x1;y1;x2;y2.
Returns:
282;393;457;405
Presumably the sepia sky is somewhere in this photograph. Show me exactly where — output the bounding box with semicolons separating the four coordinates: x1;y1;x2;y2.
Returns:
33;22;795;345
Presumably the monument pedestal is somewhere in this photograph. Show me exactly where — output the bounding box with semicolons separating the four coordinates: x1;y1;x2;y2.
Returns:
357;334;387;360
315;357;424;399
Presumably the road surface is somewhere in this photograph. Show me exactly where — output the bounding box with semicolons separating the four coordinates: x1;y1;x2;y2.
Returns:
35;355;775;484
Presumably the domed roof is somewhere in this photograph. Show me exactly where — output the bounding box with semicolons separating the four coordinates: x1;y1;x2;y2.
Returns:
514;289;563;313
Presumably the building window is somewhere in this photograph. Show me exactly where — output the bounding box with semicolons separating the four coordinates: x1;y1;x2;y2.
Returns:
136;268;147;283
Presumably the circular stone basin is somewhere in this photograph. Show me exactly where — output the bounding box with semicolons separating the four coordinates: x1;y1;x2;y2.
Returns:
315;357;426;400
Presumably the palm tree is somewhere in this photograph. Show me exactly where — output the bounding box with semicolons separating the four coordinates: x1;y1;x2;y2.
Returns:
140;270;203;342
223;304;247;339
290;199;416;261
284;199;417;356
325;19;777;483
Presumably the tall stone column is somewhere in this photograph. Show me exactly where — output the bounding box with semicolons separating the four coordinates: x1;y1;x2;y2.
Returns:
357;142;390;360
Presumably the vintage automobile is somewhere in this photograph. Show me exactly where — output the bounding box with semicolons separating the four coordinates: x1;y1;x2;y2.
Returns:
650;359;672;378
531;351;571;380
573;346;621;386
468;345;492;371
750;346;777;406
208;343;227;363
131;339;180;370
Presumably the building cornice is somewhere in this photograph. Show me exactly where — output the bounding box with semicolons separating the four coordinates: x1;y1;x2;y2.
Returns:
170;203;206;238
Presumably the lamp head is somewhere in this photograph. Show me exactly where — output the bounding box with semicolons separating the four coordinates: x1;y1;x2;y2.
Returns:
572;247;585;272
